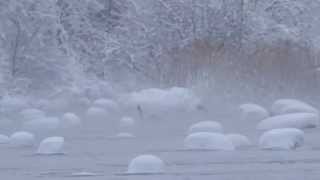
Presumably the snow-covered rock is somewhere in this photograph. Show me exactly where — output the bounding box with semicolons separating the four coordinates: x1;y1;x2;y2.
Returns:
271;99;318;115
257;113;318;130
128;154;165;174
37;137;65;155
20;108;45;121
23;117;60;132
120;87;201;119
120;116;135;128
184;132;234;151
259;128;304;150
226;134;252;148
61;113;81;128
0;134;9;144
10;131;35;147
85;107;108;121
239;103;269;122
188;121;223;134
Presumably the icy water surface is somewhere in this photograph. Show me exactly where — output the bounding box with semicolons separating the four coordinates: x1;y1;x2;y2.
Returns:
1;112;320;180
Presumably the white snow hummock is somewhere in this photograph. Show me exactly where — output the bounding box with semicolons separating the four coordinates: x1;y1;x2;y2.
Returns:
23;117;61;132
128;154;165;174
239;103;269;122
37;137;65;155
259;128;304;150
188;121;223;134
120;87;201;119
115;132;135;138
184;132;234;151
257;113;319;130
93;98;119;112
61;112;81;128
0;134;9;144
120;116;135;128
10;131;35;147
20;108;45;121
226;134;252;148
271;99;318;115
85;107;108;121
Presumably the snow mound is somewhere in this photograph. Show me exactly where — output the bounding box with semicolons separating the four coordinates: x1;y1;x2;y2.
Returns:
20;108;45;121
257;113;318;130
121;87;201;118
85;107;108;121
271;99;318;115
62;113;81;128
239;103;269;122
93;98;119;112
120;116;135;128
128;154;165;174
259;128;304;150
226;134;252;148
184;132;234;151
37;137;64;155
23;117;60;132
70;172;100;177
115;132;135;138
188;121;223;134
0;134;9;144
10;131;35;147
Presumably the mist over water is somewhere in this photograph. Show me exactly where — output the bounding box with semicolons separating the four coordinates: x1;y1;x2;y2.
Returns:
1;0;320;179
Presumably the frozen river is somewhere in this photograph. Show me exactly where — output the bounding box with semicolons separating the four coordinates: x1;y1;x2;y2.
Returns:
1;112;320;180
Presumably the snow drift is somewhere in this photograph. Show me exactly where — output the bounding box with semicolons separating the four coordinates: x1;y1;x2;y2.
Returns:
128;154;165;174
226;134;252;148
271;99;318;115
37;136;65;155
184;132;234;151
257;113;319;130
259;128;304;150
188;121;223;134
239;103;269;122
10;131;35;147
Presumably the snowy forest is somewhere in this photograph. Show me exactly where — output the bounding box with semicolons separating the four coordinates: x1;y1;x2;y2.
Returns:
1;0;320;99
2;0;320;180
